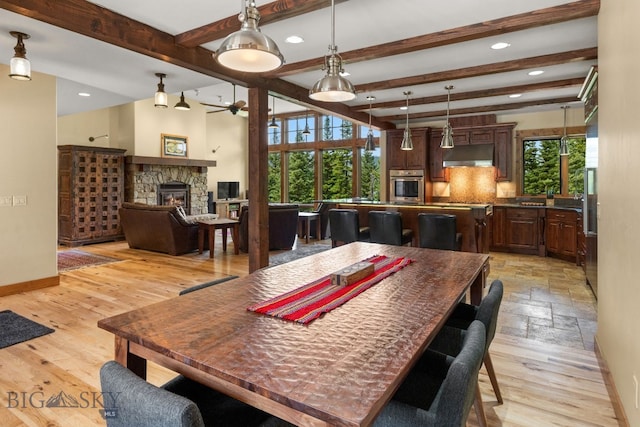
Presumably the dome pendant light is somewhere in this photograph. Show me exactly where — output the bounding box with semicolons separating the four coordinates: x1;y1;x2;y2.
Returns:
268;96;279;129
560;105;570;156
440;85;455;149
174;92;191;111
400;91;413;151
364;95;376;151
9;31;31;81
309;0;356;102
214;0;284;73
302;110;311;136
154;73;168;108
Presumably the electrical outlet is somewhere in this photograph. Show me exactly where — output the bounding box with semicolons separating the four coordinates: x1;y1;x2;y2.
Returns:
13;195;27;206
634;375;638;409
0;196;12;207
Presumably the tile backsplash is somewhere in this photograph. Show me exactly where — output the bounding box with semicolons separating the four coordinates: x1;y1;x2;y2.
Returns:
443;167;497;203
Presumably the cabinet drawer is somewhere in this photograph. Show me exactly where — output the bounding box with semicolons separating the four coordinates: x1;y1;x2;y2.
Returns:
506;208;539;219
546;210;577;221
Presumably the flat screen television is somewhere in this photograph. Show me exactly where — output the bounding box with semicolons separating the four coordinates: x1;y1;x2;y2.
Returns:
217;181;240;200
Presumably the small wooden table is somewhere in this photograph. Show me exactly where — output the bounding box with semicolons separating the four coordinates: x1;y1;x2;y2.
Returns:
197;218;239;258
298;211;321;244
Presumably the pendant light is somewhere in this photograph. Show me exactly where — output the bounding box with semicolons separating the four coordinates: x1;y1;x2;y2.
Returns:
268;96;279;129
154;73;168;108
8;31;31;81
214;0;284;73
302;110;311;136
440;85;455;149
400;91;413;151
364;95;376;151
560;105;570;156
174;92;190;111
309;0;355;102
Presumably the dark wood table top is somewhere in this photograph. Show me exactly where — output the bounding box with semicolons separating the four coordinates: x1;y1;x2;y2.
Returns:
98;242;489;427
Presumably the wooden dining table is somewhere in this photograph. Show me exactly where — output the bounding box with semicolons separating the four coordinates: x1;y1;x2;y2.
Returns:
98;242;489;427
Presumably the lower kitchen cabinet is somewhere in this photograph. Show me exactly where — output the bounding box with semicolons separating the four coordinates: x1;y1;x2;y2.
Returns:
546;209;579;263
490;206;544;256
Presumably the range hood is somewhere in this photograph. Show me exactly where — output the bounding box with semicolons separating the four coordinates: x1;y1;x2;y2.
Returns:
442;144;494;167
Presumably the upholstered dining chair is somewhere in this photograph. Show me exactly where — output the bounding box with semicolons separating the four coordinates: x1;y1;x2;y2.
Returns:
417;213;462;251
368;211;413;246
429;279;505;405
373;320;486;427
328;208;370;247
100;361;270;427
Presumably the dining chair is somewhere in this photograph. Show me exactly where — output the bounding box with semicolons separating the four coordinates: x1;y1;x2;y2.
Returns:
328;208;370;247
417;213;462;251
372;320;486;427
429;279;504;404
100;361;270;427
368;211;413;246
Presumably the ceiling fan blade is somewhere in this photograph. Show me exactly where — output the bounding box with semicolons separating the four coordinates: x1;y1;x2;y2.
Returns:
234;100;247;108
206;109;227;114
200;102;228;109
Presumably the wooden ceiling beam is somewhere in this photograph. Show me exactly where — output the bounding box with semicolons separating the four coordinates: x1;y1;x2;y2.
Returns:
352;78;585;111
357;48;597;93
269;0;600;77
175;0;347;48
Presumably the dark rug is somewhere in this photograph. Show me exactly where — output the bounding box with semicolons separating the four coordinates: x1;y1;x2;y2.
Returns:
58;249;120;272
0;310;55;349
269;244;332;267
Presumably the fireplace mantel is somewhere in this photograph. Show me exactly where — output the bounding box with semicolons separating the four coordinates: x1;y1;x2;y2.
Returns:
125;155;216;168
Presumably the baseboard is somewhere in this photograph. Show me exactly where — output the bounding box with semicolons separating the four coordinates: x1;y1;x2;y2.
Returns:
595;335;630;427
0;275;59;297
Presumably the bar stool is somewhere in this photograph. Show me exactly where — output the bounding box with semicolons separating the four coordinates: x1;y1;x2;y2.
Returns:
417;213;462;251
368;211;413;246
328;208;370;247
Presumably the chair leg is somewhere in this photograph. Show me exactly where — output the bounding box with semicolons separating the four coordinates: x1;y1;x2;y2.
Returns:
474;381;488;427
484;351;503;404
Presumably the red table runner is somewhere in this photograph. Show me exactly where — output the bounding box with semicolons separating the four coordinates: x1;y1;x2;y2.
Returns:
247;255;412;324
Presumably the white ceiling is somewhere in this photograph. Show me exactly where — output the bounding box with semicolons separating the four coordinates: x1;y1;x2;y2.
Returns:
0;0;597;123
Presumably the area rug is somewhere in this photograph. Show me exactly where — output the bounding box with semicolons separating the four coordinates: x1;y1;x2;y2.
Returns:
58;249;120;272
0;310;55;349
269;244;332;267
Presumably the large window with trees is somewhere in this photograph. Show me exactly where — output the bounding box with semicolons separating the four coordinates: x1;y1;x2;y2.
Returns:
322;149;352;199
288;151;315;203
360;147;381;201
523;136;586;196
267;153;281;202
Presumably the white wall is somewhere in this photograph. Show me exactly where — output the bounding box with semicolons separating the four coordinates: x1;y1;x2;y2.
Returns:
206;112;248;198
597;0;640;424
0;66;57;286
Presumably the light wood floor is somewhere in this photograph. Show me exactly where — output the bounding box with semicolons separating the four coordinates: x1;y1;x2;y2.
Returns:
0;240;622;427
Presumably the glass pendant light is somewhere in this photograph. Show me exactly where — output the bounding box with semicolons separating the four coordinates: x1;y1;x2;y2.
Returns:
154;73;168;108
174;92;190;111
364;95;376;151
268;96;279;129
9;31;31;81
309;0;356;102
400;91;413;151
560;105;570;156
440;85;455;149
214;0;284;73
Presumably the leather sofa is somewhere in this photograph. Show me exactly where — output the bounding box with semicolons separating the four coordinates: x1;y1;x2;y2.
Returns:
119;202;204;255
238;203;299;252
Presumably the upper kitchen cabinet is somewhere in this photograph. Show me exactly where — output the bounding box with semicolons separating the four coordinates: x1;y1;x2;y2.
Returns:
428;131;450;182
387;128;428;170
494;127;513;181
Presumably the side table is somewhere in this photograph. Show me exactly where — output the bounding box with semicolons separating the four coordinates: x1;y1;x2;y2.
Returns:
297;212;321;244
198;219;240;258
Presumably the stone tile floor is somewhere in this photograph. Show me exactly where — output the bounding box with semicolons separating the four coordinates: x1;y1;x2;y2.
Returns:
486;252;597;351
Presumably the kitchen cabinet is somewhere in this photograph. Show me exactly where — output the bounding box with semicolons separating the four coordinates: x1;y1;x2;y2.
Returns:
546;209;579;263
494;128;512;181
387;128;428;170
428;131;449;182
490;206;543;255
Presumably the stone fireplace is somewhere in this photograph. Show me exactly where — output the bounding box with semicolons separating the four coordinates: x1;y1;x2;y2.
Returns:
124;156;216;215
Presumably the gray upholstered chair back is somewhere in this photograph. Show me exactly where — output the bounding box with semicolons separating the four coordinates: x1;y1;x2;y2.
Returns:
100;361;205;427
418;213;461;251
476;279;503;353
368;211;412;246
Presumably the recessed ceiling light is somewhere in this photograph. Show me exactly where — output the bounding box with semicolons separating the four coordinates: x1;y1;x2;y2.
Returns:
339;71;350;77
509;94;522;98
491;42;510;50
400;106;407;111
528;70;544;76
285;35;304;44
78;92;91;97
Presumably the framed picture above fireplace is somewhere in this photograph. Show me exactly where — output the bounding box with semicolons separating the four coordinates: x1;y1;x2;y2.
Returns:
161;133;188;158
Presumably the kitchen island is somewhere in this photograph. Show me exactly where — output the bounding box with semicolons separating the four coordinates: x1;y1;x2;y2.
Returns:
329;200;492;253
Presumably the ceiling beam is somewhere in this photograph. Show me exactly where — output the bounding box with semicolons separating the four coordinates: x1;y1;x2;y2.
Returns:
352;78;585;111
269;0;600;78
378;96;580;122
357;48;597;93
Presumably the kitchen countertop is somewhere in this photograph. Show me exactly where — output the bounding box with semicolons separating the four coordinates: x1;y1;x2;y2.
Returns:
494;203;582;212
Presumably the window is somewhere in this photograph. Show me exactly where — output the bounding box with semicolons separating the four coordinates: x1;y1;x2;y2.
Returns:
523;136;586;196
322;149;353;199
320;115;353;141
360;147;381;201
268;121;282;145
287;115;315;143
288;151;315;203
267;153;281;202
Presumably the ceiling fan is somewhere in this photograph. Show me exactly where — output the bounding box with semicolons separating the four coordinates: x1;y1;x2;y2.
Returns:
201;84;247;115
